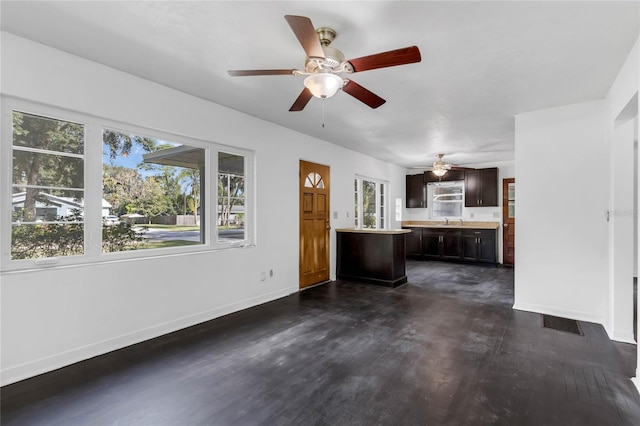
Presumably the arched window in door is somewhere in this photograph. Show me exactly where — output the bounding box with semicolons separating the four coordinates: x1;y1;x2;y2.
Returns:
304;172;325;189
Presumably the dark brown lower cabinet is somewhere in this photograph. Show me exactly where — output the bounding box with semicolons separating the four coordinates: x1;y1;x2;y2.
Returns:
336;230;409;287
422;230;441;258
423;229;461;260
405;228;423;257
403;227;498;265
461;229;497;263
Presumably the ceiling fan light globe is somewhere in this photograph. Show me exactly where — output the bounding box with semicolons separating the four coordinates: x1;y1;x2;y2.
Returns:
304;73;343;99
432;168;448;177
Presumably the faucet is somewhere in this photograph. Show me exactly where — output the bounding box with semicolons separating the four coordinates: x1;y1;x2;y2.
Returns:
444;217;449;225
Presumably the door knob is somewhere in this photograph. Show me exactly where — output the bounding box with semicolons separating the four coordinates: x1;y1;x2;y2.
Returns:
503;223;508;227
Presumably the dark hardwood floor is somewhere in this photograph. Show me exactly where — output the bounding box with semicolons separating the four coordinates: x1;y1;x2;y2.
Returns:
2;260;639;425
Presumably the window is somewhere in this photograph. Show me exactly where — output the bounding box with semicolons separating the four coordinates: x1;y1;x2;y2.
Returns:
395;197;402;222
354;177;387;229
102;128;205;252
218;152;245;241
428;181;464;219
11;111;85;260
2;100;254;270
304;172;324;188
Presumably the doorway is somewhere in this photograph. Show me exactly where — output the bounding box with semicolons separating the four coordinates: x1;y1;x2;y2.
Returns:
299;160;331;289
502;178;515;266
610;94;637;343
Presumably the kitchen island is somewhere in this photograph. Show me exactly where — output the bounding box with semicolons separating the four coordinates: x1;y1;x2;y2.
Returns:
336;228;411;288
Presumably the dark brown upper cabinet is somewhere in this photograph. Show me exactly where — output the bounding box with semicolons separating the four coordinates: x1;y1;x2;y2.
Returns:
406;174;426;208
424;169;465;183
464;168;498;207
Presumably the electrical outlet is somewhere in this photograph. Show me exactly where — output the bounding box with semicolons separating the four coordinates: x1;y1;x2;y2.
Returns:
333;211;338;219
493;212;500;218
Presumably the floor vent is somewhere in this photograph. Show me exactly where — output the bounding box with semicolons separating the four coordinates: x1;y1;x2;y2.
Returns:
542;314;583;336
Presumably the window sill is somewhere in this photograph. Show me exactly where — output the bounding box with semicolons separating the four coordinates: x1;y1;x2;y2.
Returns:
0;242;255;274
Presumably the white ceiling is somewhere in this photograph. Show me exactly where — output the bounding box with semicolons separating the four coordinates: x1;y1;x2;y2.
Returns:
1;1;638;168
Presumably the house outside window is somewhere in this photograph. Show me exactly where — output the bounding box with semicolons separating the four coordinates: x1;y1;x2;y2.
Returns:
10;111;85;259
354;176;387;230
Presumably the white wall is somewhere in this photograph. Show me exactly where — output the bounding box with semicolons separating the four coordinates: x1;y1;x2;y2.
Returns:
605;36;639;344
514;35;640;340
609;117;636;342
0;33;406;385
514;100;609;323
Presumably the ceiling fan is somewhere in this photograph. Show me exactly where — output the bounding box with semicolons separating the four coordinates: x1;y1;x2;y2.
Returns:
416;154;473;177
228;15;421;111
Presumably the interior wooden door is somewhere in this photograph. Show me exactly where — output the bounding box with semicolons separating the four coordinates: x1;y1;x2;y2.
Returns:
502;178;515;266
299;160;330;289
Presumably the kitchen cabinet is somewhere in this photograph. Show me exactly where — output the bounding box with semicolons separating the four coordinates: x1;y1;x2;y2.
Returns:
405;227;423;257
464;168;498;207
422;228;461;260
424;169;465;183
461;229;497;264
402;225;498;265
406;174;426;208
336;229;410;288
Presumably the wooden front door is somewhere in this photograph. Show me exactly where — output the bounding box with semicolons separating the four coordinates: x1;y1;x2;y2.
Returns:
299;160;330;288
502;178;515;266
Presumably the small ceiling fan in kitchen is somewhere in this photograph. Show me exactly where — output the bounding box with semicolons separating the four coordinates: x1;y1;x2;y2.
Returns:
227;15;421;111
414;154;473;177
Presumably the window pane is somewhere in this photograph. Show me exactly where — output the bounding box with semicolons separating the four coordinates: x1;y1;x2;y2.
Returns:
102;129;204;252
362;180;377;229
354;179;359;228
395;197;402;221
12;111;84;154
304;172;324;188
218;152;245;241
431;182;463;218
355;178;387;230
12;187;84;223
13;150;84;189
11;112;85;260
12;223;84;259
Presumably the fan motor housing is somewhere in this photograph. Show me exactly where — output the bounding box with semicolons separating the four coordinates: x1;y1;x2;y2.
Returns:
305;46;345;72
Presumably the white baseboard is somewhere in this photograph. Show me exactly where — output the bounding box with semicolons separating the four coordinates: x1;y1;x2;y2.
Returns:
632;376;640;396
609;330;637;344
1;286;297;386
512;302;639;344
512;302;605;326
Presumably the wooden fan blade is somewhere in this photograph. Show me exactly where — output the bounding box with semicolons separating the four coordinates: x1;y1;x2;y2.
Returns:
284;15;325;59
347;46;421;73
228;69;295;77
342;80;386;109
289;88;313;111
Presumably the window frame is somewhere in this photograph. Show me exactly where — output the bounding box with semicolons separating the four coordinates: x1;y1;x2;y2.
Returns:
354;175;388;230
427;180;465;220
1;97;255;272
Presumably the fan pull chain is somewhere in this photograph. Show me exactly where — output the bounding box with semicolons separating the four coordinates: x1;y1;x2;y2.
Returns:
322;98;326;128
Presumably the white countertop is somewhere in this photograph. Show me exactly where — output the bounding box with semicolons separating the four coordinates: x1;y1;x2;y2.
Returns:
401;221;500;230
335;228;411;235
